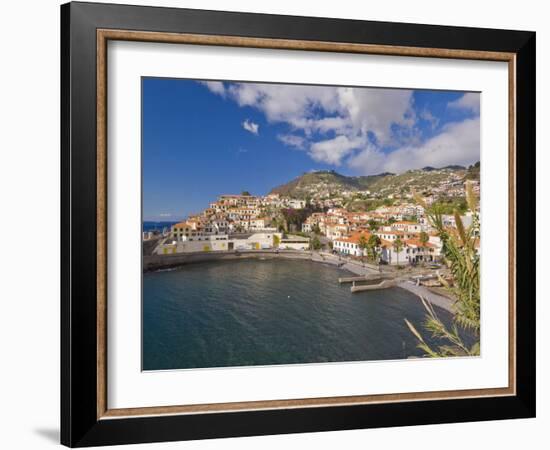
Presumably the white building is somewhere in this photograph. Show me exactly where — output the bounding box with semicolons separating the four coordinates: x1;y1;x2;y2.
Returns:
157;232;283;254
378;238;440;265
279;236;310;250
333;231;371;257
391;221;423;233
286;199;306;209
441;213;473;229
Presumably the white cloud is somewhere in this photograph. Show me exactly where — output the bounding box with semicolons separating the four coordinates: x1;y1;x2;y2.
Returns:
337;87;414;144
228;83;341;130
349;118;480;175
419;109;439;129
448;92;480;114
199;80;479;172
277;134;306;149
242;119;259;135
204;81;413;146
201;81;226;96
309;135;365;166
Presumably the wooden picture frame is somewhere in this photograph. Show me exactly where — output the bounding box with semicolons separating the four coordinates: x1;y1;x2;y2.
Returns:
61;1;535;447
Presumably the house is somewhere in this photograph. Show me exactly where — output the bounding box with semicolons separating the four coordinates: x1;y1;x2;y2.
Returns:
375;230;407;242
378;239;408;265
333;231;372;257
302;213;326;233
401;238;439;263
441;213;473;229
249;217;273;231
391;221;423;233
325;223;349;240
286;199;306;209
171;221;199;240
378;238;440;265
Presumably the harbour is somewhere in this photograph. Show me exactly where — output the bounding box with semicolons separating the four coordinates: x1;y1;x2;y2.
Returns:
142;258;464;370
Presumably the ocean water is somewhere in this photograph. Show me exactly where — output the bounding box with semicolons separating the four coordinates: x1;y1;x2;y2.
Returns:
143;259;468;370
143;221;177;232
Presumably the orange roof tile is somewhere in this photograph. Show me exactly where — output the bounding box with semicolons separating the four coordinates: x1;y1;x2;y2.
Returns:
405;239;436;248
335;231;372;244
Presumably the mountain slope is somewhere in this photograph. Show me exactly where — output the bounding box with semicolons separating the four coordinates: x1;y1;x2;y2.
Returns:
269;166;477;199
269;170;388;198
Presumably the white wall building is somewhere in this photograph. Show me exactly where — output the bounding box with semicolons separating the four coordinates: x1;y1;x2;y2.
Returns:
157;232;283;254
279;236;310;250
333;232;371;257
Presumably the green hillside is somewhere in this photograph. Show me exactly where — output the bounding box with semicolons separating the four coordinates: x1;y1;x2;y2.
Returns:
269;165;477;199
269;170;389;198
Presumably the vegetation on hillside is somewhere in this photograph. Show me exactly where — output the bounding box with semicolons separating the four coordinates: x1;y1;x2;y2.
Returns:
430;196;468;215
404;182;480;357
269;170;389;198
346;197;396;212
269;166;477;200
464;161;480;181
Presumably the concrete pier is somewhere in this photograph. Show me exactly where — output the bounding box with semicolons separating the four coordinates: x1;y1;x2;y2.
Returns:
339;273;392;284
339;275;368;283
350;279;397;292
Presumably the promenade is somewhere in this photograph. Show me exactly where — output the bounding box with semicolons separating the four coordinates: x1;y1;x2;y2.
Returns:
397;281;455;313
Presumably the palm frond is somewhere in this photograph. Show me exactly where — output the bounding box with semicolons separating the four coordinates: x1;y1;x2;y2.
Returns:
405;187;480;357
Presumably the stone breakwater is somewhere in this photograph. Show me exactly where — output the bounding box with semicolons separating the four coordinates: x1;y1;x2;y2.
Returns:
144;249;339;273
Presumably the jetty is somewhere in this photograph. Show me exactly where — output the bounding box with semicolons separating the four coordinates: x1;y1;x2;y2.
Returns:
339;273;392;284
350;279;397;292
339;271;398;293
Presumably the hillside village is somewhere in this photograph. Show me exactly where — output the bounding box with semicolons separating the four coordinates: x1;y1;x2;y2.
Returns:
146;164;480;267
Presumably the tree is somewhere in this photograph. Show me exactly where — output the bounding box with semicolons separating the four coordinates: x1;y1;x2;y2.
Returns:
241;191;251;196
367;235;381;262
419;231;429;249
273;234;281;247
357;235;368;261
312;224;321;235
393;238;404;266
405;182;480;357
310;236;321;251
368;219;379;232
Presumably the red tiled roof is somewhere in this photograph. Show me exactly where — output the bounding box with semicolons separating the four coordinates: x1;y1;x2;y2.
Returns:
335;231;372;244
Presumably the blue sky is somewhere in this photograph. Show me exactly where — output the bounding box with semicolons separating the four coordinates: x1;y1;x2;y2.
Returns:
143;78;479;221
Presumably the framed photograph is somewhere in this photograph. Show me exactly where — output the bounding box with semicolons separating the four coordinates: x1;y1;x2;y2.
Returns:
61;1;536;447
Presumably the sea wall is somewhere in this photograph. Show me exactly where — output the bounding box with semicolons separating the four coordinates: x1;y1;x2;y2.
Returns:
143;250;315;272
